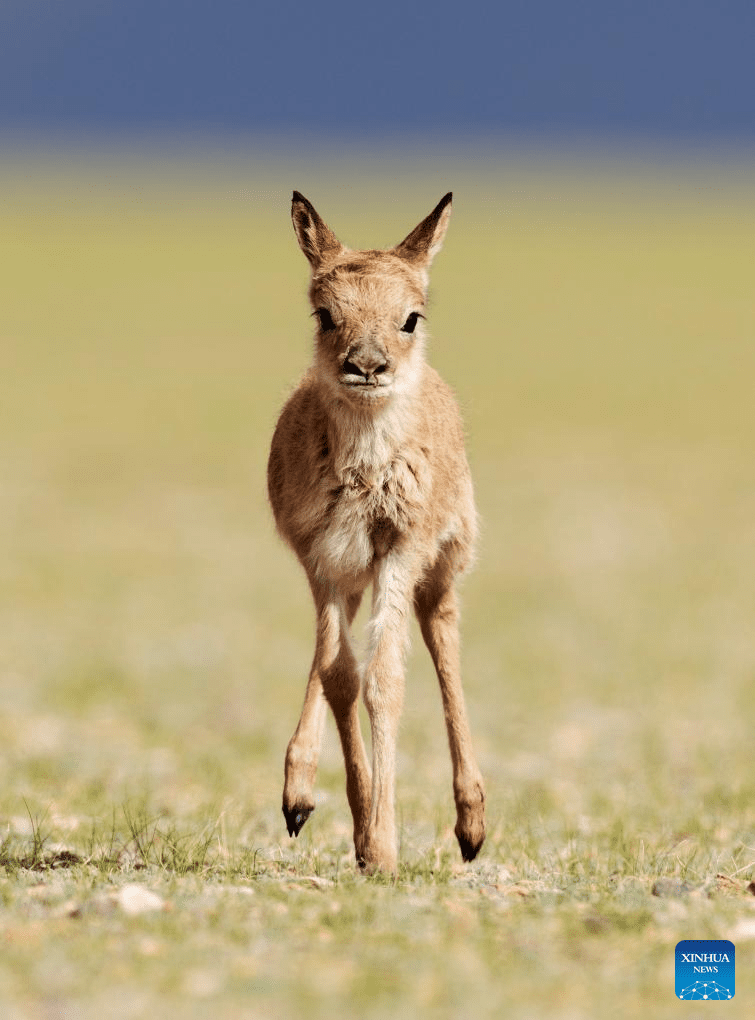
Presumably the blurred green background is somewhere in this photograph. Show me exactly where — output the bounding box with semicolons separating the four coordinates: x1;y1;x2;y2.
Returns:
1;144;755;1018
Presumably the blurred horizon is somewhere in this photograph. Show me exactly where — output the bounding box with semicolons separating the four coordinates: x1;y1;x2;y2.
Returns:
3;129;754;209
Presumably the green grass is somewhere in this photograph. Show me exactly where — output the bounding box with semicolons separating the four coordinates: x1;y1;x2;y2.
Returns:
1;144;755;1019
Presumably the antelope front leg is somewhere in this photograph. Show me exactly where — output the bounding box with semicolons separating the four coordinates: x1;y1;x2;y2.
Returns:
282;667;327;836
415;576;485;861
360;555;413;873
284;583;372;850
282;589;366;837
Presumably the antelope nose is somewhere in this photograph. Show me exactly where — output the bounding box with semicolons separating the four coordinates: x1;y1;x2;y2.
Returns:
342;351;388;381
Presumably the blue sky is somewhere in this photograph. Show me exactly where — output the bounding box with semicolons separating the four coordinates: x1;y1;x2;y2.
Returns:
1;0;753;139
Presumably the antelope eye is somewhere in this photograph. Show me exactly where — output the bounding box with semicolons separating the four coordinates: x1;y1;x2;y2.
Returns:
401;312;420;334
315;307;335;331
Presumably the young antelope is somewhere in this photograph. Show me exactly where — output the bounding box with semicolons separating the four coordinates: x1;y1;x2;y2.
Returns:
267;191;485;872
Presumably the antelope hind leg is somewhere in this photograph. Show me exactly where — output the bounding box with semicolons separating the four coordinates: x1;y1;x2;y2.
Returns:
415;572;485;861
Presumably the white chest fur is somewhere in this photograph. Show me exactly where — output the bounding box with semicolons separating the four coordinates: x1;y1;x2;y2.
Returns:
307;451;426;583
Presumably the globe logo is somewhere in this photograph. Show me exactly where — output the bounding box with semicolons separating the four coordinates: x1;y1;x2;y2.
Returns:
678;980;733;1000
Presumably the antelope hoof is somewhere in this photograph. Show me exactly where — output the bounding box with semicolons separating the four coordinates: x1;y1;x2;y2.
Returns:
356;830;397;874
283;803;313;837
455;820;483;860
357;854;396;876
455;825;484;862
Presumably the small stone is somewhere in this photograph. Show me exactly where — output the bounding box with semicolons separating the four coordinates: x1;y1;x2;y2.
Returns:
651;879;693;898
116;884;165;916
303;876;334;890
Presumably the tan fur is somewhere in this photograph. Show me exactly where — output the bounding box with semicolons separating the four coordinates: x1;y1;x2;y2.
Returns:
268;191;485;872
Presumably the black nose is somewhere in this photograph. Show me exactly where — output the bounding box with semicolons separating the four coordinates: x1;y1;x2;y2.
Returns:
342;353;388;381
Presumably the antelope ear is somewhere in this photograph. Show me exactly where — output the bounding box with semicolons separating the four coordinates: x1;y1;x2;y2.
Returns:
291;191;344;269
393;192;452;268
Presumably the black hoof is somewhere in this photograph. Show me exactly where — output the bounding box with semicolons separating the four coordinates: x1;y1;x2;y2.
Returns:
283;804;313;837
456;829;484;863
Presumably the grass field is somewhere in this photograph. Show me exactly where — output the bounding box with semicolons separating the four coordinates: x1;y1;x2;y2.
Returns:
1;143;755;1019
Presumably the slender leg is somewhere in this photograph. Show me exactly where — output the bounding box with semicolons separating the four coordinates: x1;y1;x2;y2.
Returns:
414;565;485;862
282;665;328;836
282;582;371;851
360;554;414;873
317;593;372;855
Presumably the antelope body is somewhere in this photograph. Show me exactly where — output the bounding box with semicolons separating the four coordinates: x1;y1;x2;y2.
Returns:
267;191;485;872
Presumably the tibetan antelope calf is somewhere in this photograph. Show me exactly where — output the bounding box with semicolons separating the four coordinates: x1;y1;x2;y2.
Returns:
267;191;485;873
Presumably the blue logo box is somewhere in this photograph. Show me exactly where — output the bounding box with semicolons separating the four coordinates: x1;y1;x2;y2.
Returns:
676;940;735;1000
